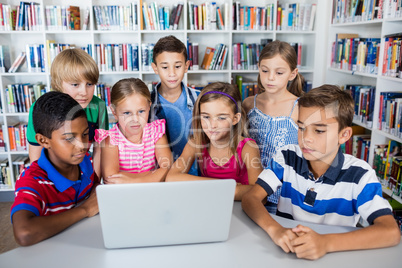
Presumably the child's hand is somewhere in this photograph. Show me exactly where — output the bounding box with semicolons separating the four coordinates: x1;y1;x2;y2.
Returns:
270;225;298;253
79;190;99;218
291;225;328;260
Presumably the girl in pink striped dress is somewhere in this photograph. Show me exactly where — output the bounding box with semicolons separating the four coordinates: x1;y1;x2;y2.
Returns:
95;78;172;183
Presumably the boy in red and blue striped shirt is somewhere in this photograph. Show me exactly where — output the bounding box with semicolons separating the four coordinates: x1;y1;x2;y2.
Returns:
11;91;99;246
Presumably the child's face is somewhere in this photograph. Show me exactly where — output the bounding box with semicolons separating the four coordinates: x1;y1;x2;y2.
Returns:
200;99;240;145
45;117;89;170
112;93;151;139
151;52;189;92
297;105;350;166
62;80;95;109
258;55;297;94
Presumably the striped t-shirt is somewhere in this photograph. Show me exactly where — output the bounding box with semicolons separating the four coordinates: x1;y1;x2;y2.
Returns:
257;144;393;227
11;149;98;220
95;119;165;173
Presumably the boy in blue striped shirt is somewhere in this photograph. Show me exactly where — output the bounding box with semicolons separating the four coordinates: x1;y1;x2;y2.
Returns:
242;84;400;260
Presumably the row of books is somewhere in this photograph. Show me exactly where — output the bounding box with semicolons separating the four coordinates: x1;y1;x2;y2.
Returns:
0;43;46;73
344;132;371;163
45;5;86;31
373;140;402;198
94;43;139;72
277;3;317;31
0;159;10;188
234;75;258;101
186;39;199;70
46;41;91;68
344;84;376;127
95;83;112;107
200;44;228;70
3;83;47;113
0;157;29;189
332;0;402;24
378;92;402;138
233;3;275;31
0;2;42;31
141;43;154;71
0;123;28;152
187;2;229;31
382;35;402;78
0;4;16;31
232;43;263;71
331;34;380;74
93;4;138;31
141;2;183;30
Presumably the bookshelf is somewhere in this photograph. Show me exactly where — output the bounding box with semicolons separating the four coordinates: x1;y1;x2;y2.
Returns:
326;1;402;204
0;0;327;194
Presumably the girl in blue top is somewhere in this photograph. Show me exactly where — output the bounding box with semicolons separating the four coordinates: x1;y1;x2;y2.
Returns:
242;40;305;214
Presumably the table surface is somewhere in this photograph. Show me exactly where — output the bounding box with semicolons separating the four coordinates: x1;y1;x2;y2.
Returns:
1;202;401;268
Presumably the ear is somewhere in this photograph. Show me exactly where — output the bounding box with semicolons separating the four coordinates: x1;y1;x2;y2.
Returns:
151;62;158;74
338;126;352;145
35;133;51;149
184;60;190;73
232;112;242;126
110;106;119;121
289;68;298;81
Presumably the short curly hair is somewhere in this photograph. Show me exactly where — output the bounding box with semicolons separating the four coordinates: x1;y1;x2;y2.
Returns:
33;91;87;138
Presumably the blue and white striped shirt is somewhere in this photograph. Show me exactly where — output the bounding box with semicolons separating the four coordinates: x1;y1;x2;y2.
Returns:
257;144;392;227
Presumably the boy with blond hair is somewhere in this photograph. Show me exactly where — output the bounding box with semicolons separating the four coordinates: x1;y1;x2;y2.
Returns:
27;49;108;177
151;35;200;175
242;84;400;260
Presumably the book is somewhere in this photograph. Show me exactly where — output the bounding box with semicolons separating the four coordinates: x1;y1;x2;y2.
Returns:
70;6;80;30
0;45;11;73
8;52;26;73
82;8;90;30
173;2;184;30
200;46;215;69
192;43;199;70
0;127;5;152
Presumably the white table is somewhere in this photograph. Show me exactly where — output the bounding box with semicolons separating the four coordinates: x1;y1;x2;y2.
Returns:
1;202;401;268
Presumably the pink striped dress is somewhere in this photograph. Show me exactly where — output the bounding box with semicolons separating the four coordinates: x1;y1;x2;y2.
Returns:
95;119;166;173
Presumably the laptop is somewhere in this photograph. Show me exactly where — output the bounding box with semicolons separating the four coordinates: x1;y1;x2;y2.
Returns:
96;179;236;249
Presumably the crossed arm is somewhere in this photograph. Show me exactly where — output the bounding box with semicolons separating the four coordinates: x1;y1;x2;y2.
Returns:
242;184;401;260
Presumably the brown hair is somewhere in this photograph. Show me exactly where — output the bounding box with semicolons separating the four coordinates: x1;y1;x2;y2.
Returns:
110;78;151;108
152;35;187;64
50;48;99;92
257;40;304;97
298;84;354;132
192;82;247;175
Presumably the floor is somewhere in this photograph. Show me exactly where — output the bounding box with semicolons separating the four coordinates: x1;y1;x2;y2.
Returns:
0;202;19;254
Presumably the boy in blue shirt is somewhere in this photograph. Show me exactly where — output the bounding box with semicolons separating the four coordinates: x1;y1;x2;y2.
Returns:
151;35;200;175
242;84;400;260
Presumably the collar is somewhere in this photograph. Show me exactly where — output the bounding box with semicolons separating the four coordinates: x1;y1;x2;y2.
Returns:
151;82;195;112
37;148;94;192
300;147;344;183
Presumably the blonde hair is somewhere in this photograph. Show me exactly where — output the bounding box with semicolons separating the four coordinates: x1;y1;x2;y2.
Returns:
110;78;151;108
192;82;247;175
50;49;99;92
257;40;304;97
